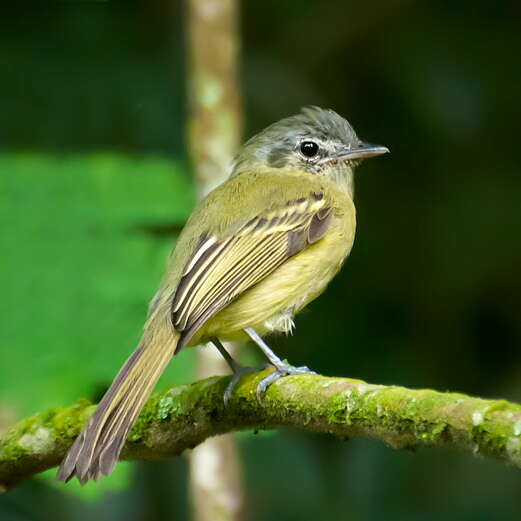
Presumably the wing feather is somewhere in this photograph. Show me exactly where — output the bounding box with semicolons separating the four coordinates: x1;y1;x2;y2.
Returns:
171;193;332;350
185;233;288;329
180;240;288;343
184;233;284;327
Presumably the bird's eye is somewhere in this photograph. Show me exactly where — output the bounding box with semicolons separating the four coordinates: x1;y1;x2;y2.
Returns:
300;141;319;158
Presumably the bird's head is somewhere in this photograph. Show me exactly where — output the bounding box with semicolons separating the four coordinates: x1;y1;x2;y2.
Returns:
232;106;388;197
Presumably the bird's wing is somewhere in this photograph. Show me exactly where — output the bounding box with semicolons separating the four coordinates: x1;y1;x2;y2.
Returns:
171;191;333;349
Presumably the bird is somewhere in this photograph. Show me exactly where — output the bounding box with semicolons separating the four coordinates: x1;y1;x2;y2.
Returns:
56;106;388;484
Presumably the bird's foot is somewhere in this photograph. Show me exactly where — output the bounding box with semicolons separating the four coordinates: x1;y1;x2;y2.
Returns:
256;362;316;403
224;363;270;405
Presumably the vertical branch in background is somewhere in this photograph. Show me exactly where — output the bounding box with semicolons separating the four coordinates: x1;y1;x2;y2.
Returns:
185;1;244;521
186;0;243;197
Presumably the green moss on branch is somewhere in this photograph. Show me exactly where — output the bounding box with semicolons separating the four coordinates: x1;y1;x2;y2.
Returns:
1;371;521;489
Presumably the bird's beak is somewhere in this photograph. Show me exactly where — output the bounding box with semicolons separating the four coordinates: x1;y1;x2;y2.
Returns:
336;142;389;161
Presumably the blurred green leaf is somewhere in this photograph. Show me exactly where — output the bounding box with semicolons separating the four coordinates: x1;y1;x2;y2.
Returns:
0;153;197;422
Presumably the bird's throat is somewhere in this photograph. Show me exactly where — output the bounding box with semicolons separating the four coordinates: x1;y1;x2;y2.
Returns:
327;163;355;200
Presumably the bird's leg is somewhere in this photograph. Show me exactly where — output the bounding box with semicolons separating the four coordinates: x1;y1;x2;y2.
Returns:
243;327;316;403
211;338;268;405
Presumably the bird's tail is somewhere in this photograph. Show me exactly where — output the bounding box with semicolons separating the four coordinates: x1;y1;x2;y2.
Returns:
56;326;179;484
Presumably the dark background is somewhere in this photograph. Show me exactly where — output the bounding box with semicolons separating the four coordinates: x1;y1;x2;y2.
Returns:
1;1;520;520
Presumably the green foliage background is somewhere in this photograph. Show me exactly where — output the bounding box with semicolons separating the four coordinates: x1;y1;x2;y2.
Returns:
1;1;520;520
0;154;196;417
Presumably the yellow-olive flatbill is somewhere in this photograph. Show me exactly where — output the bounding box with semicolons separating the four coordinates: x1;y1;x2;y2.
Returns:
57;106;389;484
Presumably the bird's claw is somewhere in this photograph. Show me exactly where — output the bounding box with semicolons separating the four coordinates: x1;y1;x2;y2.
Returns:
224;364;269;405
256;363;316;403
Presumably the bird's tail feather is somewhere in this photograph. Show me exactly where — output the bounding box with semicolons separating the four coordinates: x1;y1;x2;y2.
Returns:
56;330;179;484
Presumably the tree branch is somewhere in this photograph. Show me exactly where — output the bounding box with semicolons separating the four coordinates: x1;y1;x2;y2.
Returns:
2;370;521;490
185;0;244;514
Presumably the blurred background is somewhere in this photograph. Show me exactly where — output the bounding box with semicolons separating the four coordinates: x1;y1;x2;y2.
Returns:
1;0;520;520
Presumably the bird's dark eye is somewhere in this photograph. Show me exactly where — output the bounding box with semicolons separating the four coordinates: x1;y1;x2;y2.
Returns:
300;141;319;158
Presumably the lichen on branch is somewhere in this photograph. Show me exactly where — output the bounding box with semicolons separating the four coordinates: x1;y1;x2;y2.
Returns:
1;370;521;489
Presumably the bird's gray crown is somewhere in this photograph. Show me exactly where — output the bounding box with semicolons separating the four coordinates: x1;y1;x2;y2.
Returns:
232;106;362;172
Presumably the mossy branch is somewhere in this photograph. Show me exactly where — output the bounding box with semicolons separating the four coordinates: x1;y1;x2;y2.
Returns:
2;370;521;490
